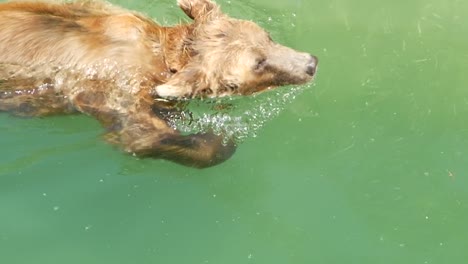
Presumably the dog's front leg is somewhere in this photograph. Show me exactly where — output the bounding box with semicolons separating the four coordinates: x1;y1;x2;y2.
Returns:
156;132;236;168
113;113;236;168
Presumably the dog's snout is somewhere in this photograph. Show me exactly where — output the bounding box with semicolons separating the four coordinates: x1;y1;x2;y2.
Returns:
305;55;318;76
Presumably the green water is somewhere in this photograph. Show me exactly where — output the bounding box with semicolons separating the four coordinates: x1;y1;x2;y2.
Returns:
1;0;468;263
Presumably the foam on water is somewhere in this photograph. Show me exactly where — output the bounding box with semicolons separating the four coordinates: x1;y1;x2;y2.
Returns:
167;83;315;143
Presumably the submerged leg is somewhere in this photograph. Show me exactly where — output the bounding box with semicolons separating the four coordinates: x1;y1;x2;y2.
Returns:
0;78;74;116
0;63;75;116
74;90;236;168
111;113;236;168
141;131;236;168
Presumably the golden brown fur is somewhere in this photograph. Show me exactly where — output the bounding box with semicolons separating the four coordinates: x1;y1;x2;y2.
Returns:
0;0;317;168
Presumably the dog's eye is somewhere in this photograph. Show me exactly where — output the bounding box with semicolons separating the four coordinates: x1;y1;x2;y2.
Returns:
254;58;267;71
226;83;238;91
215;33;227;38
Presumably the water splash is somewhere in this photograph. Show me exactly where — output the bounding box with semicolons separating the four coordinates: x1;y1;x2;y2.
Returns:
167;83;315;143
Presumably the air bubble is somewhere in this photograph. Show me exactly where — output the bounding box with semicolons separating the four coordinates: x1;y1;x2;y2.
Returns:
168;84;314;143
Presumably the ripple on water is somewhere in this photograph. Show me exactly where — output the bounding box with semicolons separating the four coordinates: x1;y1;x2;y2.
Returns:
167;83;315;143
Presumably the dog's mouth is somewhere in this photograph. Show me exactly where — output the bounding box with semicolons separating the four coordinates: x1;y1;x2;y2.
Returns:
230;85;273;96
250;85;275;95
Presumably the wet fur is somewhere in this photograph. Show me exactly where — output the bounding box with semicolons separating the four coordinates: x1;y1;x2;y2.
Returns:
0;0;317;168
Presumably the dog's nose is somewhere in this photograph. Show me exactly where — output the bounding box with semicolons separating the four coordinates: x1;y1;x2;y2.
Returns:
306;55;318;76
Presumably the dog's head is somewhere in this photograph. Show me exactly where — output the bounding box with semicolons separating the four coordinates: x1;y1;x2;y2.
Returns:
154;0;317;99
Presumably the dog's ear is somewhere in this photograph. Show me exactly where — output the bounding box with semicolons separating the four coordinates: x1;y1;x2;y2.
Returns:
153;68;208;98
177;0;221;20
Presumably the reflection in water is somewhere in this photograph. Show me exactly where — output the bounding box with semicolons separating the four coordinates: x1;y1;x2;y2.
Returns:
167;83;315;143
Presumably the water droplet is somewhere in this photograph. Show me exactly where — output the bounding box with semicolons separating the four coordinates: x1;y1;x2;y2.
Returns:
168;84;312;143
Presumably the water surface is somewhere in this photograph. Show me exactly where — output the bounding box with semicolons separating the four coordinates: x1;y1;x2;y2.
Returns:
1;0;468;263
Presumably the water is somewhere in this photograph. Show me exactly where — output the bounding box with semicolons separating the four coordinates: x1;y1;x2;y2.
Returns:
1;0;468;263
167;84;312;143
